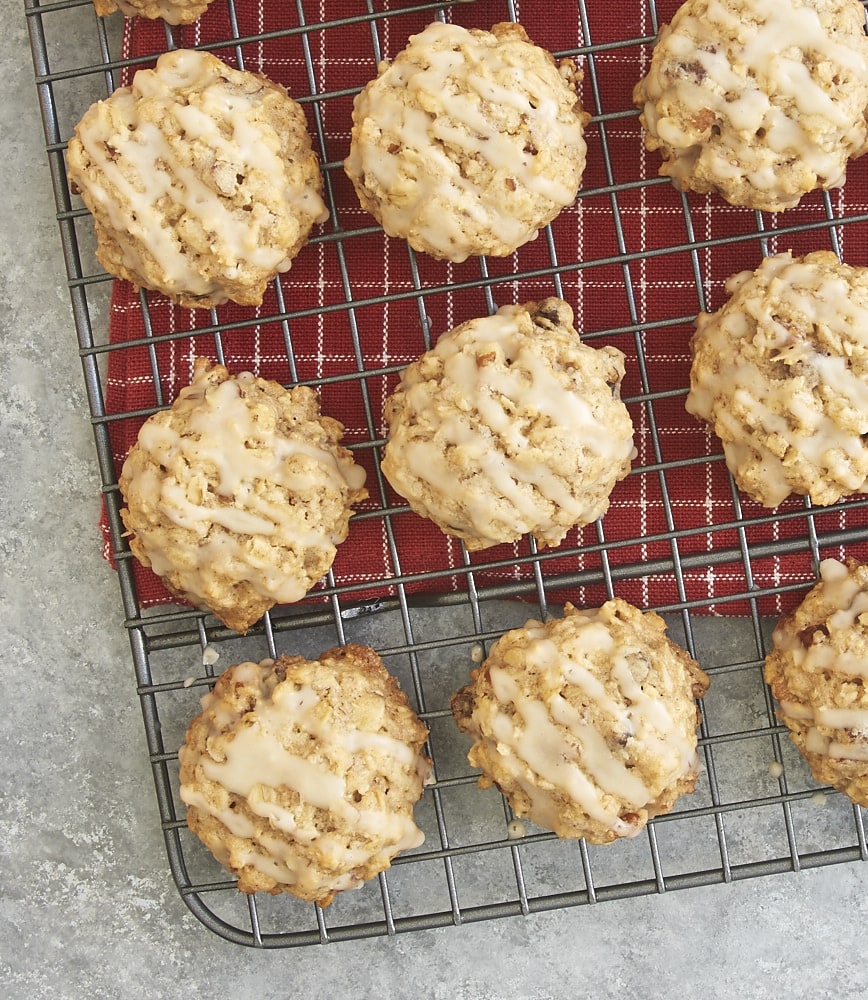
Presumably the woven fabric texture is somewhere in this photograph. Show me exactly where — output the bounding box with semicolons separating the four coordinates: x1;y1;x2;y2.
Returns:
98;0;868;618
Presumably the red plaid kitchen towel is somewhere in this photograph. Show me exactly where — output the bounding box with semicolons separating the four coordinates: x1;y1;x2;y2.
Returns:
99;0;868;618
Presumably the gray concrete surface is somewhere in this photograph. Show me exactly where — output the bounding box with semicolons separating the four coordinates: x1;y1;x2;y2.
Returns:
4;1;868;996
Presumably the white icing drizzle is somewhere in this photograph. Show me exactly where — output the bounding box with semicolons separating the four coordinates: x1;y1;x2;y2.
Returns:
804;726;831;755
781;703;868;733
482;609;698;836
387;306;634;545
687;254;868;507
74;49;326;299
773;559;868;678
799;723;868;762
180;673;426;890
778;699;813;721
203;719;345;811
829;742;868;761
815;707;868;730
638;0;868;198
129;370;365;604
774;560;868;762
346;21;585;260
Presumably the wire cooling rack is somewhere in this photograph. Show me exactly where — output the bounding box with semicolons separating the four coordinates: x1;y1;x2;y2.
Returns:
26;0;868;947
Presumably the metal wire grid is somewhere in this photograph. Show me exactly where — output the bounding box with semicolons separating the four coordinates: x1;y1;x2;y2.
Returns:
25;0;868;947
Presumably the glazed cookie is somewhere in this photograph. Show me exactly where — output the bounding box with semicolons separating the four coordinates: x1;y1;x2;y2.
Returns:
633;0;868;212
765;558;868;806
92;0;215;23
119;359;367;633
179;647;432;902
686;251;868;507
381;298;635;551
344;21;589;262
451;600;710;843
67;49;328;308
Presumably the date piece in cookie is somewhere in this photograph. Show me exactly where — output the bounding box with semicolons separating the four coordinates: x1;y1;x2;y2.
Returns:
451;600;710;843
67;49;328;308
119;359;367;633
180;647;432;903
634;0;868;211
765;558;868;806
381;298;635;551
345;21;589;262
686;251;868;508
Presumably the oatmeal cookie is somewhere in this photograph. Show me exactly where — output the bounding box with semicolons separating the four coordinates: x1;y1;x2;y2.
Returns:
686;251;868;507
451;600;710;843
633;0;868;211
67;49;328;308
765;558;868;806
92;0;214;23
179;647;432;903
119;359;367;633
344;21;589;262
381;298;635;551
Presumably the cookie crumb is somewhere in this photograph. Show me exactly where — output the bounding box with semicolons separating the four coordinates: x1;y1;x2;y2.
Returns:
507;820;527;840
202;645;220;667
768;761;784;779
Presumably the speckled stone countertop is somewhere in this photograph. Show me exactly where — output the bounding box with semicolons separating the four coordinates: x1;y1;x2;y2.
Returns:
5;1;868;996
